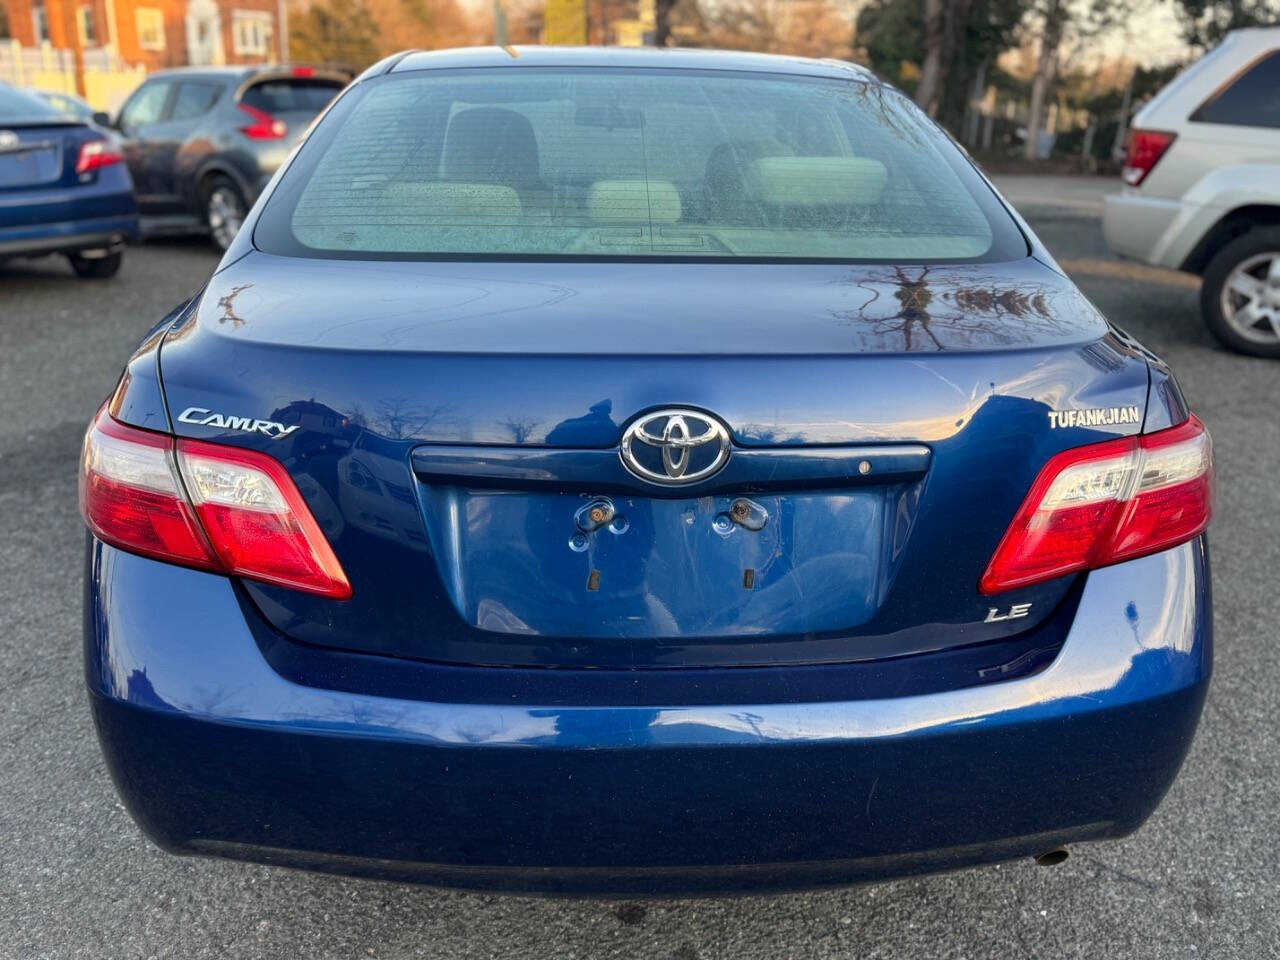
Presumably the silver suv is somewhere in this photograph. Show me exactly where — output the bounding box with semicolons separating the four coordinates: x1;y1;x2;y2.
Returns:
1103;27;1280;358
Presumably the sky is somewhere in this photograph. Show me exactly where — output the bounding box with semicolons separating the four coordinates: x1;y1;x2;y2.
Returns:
1089;3;1193;68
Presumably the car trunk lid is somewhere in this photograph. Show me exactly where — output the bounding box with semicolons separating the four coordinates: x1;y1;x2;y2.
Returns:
156;251;1151;668
0;120;90;191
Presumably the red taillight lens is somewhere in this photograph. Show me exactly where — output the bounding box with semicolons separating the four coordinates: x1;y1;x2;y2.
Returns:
980;416;1212;595
237;102;288;140
176;438;350;599
80;408;351;599
76;139;124;175
1122;129;1177;186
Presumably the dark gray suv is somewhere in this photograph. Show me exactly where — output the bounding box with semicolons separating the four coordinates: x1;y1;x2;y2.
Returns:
114;66;347;250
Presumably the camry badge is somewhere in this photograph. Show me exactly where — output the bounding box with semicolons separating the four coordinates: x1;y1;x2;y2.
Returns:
620;408;731;485
178;406;300;440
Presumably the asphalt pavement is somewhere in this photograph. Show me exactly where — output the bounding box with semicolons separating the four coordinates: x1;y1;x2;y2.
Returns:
1;181;1278;959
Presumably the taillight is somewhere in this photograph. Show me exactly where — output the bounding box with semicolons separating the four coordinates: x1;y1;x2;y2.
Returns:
237;102;287;140
80;407;351;599
80;412;218;569
177;439;350;598
1122;129;1177;186
980;416;1212;594
76;139;124;175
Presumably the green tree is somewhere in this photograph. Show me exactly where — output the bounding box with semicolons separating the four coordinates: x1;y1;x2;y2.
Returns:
856;0;1024;128
290;0;381;70
856;0;925;93
939;0;1027;130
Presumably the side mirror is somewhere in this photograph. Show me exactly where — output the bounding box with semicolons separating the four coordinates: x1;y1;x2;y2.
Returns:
92;111;112;127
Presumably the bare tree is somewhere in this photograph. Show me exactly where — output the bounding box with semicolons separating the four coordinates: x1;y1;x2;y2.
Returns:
655;0;677;45
1024;0;1065;160
916;0;947;114
1022;0;1151;162
915;0;976;117
698;0;852;58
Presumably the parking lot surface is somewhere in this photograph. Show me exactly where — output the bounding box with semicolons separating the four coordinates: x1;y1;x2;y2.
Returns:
1;181;1277;959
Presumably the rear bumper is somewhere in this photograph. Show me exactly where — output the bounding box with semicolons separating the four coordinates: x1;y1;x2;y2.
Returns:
0;214;138;258
1102;191;1184;266
1103;190;1222;271
85;539;1212;896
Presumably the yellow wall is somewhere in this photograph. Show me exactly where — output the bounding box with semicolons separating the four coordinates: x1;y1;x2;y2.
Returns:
24;68;146;112
3;41;147;113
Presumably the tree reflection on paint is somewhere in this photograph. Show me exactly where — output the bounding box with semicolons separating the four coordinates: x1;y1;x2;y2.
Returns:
831;266;1080;351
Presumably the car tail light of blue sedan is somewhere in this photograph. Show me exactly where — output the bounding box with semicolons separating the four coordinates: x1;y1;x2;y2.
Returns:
81;47;1212;896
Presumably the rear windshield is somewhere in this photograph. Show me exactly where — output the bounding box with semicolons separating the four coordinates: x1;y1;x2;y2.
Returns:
0;85;64;122
255;68;1026;262
241;79;343;114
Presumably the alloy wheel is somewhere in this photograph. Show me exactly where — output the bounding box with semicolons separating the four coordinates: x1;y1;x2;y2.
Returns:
1219;251;1280;346
207;186;245;250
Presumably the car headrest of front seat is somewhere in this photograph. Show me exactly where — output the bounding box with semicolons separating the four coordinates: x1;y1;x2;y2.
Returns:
442;108;543;188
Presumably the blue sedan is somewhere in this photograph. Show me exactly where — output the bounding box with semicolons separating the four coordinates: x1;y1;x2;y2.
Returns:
0;84;137;277
80;48;1212;896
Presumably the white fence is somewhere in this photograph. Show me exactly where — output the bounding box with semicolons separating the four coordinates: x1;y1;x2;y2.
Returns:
0;40;147;112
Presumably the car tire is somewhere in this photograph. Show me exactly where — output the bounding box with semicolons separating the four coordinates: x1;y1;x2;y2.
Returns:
1201;227;1280;358
202;175;247;253
68;251;123;279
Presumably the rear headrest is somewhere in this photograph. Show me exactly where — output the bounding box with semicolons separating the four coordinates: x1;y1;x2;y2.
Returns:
587;180;682;223
382;182;523;221
745;157;888;206
705;139;794;193
442;108;541;187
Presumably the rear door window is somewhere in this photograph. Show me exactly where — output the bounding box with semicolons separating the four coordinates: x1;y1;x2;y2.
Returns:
256;68;1026;262
119;80;173;131
241;79;342;114
171;81;222;120
1191;50;1280;129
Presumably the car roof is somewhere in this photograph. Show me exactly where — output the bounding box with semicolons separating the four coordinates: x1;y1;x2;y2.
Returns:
145;65;347;82
148;65;253;79
389;46;880;83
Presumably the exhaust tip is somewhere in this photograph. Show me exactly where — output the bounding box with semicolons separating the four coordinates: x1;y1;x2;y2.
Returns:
1034;847;1070;867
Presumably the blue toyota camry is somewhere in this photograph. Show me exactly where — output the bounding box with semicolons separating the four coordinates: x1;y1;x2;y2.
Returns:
0;83;137;277
81;47;1213;896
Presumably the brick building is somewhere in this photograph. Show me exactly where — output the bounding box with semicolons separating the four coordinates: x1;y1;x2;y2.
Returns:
3;0;286;70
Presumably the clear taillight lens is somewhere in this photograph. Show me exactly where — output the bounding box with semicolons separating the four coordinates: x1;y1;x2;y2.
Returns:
80;407;350;599
980;416;1212;594
177;439;350;598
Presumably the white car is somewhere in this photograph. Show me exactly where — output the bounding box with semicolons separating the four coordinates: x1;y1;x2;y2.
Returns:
1103;27;1280;358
